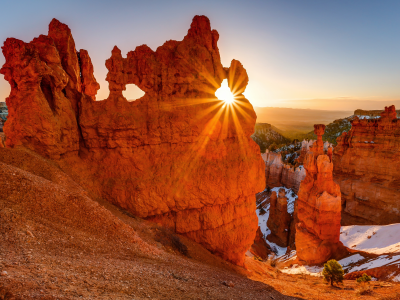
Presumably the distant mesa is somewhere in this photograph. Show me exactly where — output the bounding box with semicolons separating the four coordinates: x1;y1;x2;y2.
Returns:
354;107;400;118
0;16;265;265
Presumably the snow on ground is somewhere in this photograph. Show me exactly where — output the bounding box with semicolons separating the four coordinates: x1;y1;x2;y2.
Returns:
340;224;400;254
268;241;287;257
347;254;400;273
337;254;365;268
270;187;297;214
280;253;400;277
358;115;380;119
281;263;323;277
256;203;271;239
255;202;288;257
279;223;400;277
280;253;365;276
256;187;298;257
392;274;400;282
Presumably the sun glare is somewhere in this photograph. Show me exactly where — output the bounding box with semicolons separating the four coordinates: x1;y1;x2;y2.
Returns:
215;79;235;104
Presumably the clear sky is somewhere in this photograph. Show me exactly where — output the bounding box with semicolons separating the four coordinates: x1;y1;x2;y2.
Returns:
0;0;399;110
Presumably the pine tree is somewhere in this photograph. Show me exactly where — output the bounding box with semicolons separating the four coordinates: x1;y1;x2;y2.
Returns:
322;259;344;286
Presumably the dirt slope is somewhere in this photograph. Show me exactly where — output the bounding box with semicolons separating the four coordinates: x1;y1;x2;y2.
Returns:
0;147;296;300
1;147;400;299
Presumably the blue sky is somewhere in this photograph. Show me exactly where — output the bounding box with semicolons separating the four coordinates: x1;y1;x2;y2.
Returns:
0;0;399;110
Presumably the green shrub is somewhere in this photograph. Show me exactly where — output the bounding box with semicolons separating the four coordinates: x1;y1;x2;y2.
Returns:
322;259;344;286
356;273;372;283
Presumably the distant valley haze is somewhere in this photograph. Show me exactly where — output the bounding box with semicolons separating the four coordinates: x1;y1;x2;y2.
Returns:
254;107;353;136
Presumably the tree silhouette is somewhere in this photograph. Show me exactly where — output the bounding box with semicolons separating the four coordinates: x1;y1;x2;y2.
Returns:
322;259;344;286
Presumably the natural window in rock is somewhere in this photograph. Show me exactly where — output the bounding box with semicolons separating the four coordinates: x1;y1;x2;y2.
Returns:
215;79;235;104
123;84;145;101
40;78;56;112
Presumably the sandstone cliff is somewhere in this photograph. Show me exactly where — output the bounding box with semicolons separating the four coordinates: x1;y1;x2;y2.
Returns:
262;151;305;193
334;105;400;225
0;16;265;265
354;108;400;118
296;125;343;264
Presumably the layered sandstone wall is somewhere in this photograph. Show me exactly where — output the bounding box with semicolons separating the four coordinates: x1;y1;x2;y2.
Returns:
296;125;343;264
261;151;305;193
334;105;400;225
0;16;265;265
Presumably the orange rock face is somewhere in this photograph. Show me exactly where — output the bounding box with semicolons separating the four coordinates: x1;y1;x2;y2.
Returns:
262;151;305;193
334;105;400;225
250;227;272;259
0;16;265;265
296;125;342;264
267;189;291;247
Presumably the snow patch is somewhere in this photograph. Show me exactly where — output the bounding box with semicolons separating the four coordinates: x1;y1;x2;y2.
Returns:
338;254;365;268
346;254;400;273
340;224;400;254
281;264;323;277
392;274;400;282
358;115;380;119
270;186;297;215
256;187;298;257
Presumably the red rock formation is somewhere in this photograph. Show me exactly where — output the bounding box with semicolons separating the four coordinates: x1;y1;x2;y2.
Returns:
262;151;306;193
0;16;265;265
334;105;400;225
296;124;342;264
267;189;291;247
250;227;272;259
79;49;100;101
297;140;332;165
345;264;400;281
296;142;308;165
354;108;400;118
327;146;333;162
282;165;306;193
0;31;80;158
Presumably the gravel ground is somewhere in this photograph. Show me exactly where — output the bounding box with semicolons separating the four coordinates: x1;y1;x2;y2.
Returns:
0;147;298;300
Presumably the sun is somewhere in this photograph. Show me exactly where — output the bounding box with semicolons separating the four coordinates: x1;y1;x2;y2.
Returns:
215;79;235;104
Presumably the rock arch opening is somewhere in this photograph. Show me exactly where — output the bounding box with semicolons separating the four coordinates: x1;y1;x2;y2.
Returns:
215;79;234;104
40;77;55;112
123;84;145;101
